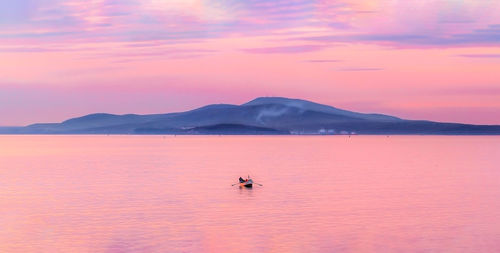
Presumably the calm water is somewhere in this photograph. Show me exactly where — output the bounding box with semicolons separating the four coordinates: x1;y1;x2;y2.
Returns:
1;135;499;252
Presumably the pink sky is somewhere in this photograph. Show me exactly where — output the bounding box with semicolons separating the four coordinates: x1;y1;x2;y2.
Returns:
1;0;499;125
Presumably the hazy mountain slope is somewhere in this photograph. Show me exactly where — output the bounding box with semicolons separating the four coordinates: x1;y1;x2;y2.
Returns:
2;97;499;135
243;97;401;121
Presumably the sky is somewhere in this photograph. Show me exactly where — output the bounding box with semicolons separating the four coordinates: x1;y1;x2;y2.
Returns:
0;0;499;126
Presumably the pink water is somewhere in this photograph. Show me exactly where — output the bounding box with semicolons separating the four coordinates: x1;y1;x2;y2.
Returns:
1;135;499;252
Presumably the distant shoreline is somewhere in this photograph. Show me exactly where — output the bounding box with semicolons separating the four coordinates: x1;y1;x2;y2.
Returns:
1;133;500;136
1;97;499;135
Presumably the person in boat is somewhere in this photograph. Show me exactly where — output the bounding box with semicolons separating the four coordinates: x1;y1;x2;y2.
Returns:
239;177;245;183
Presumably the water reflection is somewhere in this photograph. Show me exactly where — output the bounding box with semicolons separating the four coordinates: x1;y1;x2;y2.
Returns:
0;135;499;252
238;185;254;197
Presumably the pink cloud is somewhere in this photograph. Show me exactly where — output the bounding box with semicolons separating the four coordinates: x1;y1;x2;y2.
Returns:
243;45;327;54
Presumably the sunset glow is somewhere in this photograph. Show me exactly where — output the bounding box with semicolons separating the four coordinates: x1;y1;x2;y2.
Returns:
1;0;499;125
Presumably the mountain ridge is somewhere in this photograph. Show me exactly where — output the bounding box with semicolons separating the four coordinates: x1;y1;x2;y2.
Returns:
1;97;499;135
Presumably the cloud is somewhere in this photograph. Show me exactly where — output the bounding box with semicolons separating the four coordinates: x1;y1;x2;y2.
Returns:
304;59;341;63
2;0;499;50
243;44;326;54
77;48;218;63
337;67;383;71
0;47;63;53
457;54;500;58
444;24;500;46
0;45;91;53
0;31;77;39
0;0;346;44
300;24;500;47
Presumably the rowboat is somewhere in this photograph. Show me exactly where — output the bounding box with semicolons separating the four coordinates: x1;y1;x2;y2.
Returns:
239;178;253;188
232;175;261;187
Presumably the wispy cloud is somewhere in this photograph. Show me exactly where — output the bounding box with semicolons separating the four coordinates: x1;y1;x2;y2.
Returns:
301;24;500;47
1;0;499;49
337;67;383;71
243;44;326;54
0;45;93;53
80;48;218;62
305;59;341;63
458;54;500;58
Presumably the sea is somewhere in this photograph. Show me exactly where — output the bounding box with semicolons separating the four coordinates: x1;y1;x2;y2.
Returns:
1;135;499;252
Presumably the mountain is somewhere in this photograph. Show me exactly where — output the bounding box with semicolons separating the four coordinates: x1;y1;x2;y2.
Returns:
1;97;500;135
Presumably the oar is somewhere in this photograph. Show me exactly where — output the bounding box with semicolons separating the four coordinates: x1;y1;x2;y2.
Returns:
254;182;263;186
231;183;240;186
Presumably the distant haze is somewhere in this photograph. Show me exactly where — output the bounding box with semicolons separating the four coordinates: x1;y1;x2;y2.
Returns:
1;1;499;125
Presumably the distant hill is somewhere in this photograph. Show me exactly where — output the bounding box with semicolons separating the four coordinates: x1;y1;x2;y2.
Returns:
1;97;500;135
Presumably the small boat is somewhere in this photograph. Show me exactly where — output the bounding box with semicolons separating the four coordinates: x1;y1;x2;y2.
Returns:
239;178;253;188
232;175;261;188
238;175;253;187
